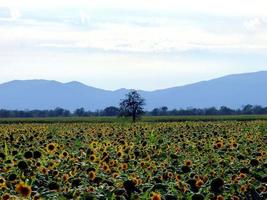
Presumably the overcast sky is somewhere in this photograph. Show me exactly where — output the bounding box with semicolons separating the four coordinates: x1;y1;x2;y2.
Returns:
0;0;267;90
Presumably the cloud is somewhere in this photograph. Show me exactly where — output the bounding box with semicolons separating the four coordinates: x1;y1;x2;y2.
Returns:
1;0;267;89
0;6;21;21
0;7;10;18
243;17;267;31
8;7;20;20
2;0;267;17
1;1;266;54
79;10;90;25
1;14;267;55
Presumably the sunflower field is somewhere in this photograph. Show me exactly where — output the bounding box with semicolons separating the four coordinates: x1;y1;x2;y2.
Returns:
0;121;266;200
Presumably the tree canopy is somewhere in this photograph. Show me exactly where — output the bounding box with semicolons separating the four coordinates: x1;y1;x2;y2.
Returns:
119;90;145;122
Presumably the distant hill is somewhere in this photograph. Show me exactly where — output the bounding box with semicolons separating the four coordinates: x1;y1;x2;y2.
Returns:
0;71;266;110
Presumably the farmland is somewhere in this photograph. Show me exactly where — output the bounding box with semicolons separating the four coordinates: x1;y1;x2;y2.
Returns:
1;115;267;124
0;121;266;199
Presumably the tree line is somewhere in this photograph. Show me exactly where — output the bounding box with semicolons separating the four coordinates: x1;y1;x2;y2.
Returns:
0;90;267;119
1;104;267;118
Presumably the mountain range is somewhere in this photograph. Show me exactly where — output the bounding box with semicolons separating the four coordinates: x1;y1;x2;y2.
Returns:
0;71;266;111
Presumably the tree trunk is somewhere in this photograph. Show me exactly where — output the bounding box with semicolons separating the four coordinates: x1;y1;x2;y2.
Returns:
132;110;136;122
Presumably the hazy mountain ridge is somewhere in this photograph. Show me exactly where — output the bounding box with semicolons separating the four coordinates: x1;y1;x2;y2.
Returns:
0;71;266;110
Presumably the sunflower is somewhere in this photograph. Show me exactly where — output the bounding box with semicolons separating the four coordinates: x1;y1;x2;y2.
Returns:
0;177;6;188
52;170;59;177
126;177;136;187
48;181;60;191
231;195;240;200
184;160;192;167
210;177;224;193
40;167;48;175
60;151;69;159
33;193;43;200
24;151;33;159
240;185;247;193
230;141;238;149
87;186;95;193
231;175;238;184
102;163;111;174
151;192;161;200
215;141;224;149
210;171;216;177
102;163;110;172
63;174;69;182
109;159;116;167
182;185;189;193
15;182;32;198
8;174;17;182
89;155;96;162
175;174;181;182
101;151;109;159
121;163;128;171
1;193;11;200
117;149;124;158
33;150;42;159
195;179;204;188
145;155;151;162
239;173;246;179
88;171;96;181
112;172;120;178
140;161;146;168
216;195;224;200
46;143;58;154
129;153;136;160
17;160;28;171
167;172;174;179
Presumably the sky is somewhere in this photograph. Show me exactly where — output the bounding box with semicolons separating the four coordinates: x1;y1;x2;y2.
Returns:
0;0;267;90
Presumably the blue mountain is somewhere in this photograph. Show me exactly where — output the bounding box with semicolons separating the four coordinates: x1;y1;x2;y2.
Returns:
0;71;266;110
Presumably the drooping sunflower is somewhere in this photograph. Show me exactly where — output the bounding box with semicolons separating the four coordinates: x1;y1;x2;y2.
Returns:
24;151;33;159
8;173;17;183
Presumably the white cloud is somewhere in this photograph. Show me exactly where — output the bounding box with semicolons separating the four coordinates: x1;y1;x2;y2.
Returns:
243;17;267;31
8;6;20;20
2;20;266;54
0;0;267;89
2;0;267;17
79;10;90;24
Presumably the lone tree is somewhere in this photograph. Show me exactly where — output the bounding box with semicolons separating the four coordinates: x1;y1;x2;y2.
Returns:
119;90;145;122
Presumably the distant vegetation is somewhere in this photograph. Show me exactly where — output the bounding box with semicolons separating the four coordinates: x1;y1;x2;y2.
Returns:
1;104;267;118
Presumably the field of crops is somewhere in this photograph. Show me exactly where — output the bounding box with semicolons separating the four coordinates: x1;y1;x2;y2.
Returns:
1;115;267;124
0;121;266;200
